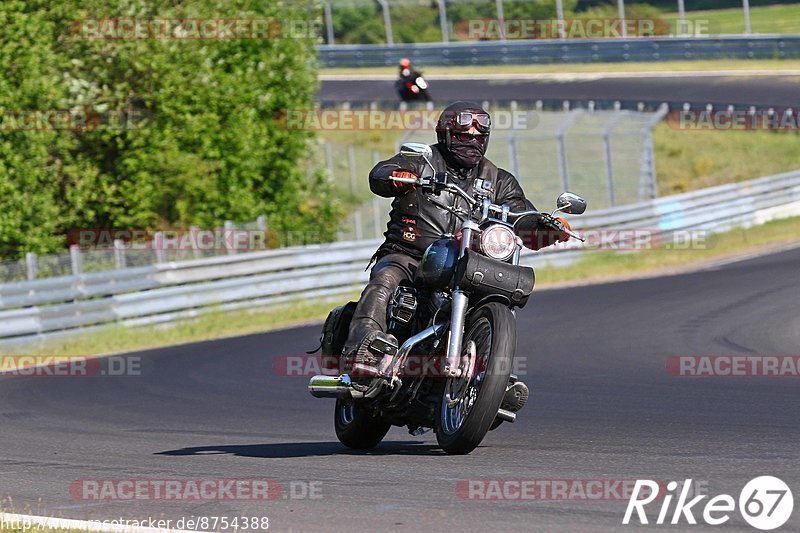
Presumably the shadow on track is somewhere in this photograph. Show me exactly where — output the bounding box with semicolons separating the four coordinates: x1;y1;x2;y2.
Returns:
156;441;445;458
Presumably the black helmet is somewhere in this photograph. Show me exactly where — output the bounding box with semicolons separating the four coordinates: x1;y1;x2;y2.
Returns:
435;101;491;170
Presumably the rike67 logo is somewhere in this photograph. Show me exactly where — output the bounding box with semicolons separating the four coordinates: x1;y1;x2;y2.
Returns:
624;477;794;530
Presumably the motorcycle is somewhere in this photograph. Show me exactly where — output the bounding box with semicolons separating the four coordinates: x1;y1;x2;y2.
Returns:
396;74;431;102
308;143;586;455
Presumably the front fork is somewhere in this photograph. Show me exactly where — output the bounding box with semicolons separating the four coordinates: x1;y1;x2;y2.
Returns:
444;221;479;377
444;224;524;377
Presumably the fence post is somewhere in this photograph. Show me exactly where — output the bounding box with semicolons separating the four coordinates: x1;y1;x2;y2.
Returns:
373;197;383;239
555;0;566;40
602;112;626;207
437;0;449;42
508;102;520;179
70;244;83;276
377;0;394;45
617;0;627;38
325;141;334;177
348;144;358;193
639;103;669;200
152;232;166;264
25;252;38;281
113;239;126;269
555;109;584;192
224;220;236;255
677;0;687;36
743;0;752;35
323;1;335;44
495;0;506;40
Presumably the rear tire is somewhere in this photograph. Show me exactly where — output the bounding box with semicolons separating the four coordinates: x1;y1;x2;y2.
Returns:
334;400;391;450
436;302;516;455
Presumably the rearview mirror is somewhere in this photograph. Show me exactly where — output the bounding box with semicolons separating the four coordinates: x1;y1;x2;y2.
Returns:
556;192;587;215
400;143;433;159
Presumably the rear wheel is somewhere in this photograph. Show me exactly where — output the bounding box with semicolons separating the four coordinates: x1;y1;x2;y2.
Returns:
436;302;516;455
334;400;391;450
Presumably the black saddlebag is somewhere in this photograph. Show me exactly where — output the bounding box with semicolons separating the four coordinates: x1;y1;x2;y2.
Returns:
454;249;535;308
320;301;358;370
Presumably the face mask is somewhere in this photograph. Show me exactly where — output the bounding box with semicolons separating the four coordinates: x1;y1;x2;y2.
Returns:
448;133;487;169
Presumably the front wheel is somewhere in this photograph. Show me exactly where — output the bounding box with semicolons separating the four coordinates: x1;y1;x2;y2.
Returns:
436;302;516;455
334;400;391;450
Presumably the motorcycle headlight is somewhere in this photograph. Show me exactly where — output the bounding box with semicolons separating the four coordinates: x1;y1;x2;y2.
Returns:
480;225;517;261
415;76;428;90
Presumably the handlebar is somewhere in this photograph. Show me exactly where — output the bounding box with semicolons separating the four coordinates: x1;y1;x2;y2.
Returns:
389;174;585;242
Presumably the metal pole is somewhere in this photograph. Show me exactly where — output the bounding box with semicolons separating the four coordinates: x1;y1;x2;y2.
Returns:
438;0;449;43
555;0;566;40
347;144;357;193
69;244;83;276
224;220;235;255
617;0;627;38
377;0;394;45
323;1;334;45
495;0;506;41
677;0;687;36
25;252;38;280
555;110;583;192
508;101;520;179
373;197;383;239
743;0;752;35
113;239;126;269
602;113;626;207
324;140;334;178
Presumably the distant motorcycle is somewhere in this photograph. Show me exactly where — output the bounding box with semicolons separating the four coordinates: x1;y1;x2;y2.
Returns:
396;74;431;102
309;143;587;455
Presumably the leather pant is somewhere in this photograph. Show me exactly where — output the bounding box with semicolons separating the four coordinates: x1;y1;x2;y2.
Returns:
344;252;419;353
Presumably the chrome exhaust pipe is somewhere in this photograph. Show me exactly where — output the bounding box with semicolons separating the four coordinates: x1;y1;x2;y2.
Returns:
496;408;516;423
308;374;354;398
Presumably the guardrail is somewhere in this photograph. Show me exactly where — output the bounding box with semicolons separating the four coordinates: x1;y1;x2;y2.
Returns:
318;36;800;68
1;168;800;348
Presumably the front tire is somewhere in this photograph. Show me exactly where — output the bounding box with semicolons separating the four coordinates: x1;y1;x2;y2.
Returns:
334;400;391;450
436;302;516;455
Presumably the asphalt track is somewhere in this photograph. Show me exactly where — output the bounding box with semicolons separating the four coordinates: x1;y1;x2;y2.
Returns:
1;245;799;531
319;75;800;107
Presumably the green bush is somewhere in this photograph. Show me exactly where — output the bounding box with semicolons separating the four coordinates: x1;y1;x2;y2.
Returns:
0;0;340;260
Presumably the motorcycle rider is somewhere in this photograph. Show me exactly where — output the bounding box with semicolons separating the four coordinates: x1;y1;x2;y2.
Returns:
396;57;430;102
343;101;572;413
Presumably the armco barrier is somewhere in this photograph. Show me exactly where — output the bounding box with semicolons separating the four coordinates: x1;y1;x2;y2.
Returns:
317;36;800;68
1;169;800;347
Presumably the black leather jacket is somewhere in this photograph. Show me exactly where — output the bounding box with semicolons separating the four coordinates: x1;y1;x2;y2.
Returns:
369;143;543;259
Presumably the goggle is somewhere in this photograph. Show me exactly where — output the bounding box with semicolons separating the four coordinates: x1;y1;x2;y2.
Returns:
454;112;491;133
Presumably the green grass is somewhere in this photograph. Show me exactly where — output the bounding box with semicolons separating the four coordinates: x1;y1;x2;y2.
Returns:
653;123;800;195
7;217;800;358
664;4;800;35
